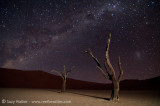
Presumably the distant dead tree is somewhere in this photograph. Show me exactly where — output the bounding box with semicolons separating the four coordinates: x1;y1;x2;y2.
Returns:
51;65;74;92
85;33;123;102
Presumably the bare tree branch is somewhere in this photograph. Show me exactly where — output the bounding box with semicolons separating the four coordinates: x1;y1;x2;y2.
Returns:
104;60;112;76
118;56;123;82
66;66;75;75
85;49;109;79
61;72;65;78
85;49;101;67
51;70;64;79
97;66;109;79
105;33;115;76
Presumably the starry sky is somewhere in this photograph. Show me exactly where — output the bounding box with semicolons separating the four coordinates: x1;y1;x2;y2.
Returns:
0;0;160;83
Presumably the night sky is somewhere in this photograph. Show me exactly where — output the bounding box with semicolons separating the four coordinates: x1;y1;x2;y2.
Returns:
0;0;160;83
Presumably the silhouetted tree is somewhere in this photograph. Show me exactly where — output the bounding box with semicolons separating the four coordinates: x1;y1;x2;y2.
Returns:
85;33;123;101
51;65;74;92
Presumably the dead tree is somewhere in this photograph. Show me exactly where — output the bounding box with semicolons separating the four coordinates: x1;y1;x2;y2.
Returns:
85;33;123;101
51;65;74;92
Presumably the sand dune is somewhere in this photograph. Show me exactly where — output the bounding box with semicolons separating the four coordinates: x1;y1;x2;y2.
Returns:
0;68;160;90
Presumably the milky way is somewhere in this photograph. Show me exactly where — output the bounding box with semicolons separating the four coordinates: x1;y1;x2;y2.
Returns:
0;0;160;83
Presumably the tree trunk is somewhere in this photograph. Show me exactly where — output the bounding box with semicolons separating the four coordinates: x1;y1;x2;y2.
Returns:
110;78;119;101
61;79;66;92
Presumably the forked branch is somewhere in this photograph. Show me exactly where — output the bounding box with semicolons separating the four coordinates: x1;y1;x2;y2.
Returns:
66;66;75;75
118;56;123;82
97;66;109;79
85;49;101;67
51;70;64;79
85;49;108;79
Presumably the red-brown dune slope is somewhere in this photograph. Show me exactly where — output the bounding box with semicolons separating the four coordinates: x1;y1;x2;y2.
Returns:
0;68;106;89
0;68;160;90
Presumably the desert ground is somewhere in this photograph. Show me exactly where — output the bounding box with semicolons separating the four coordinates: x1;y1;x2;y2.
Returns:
0;88;160;106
